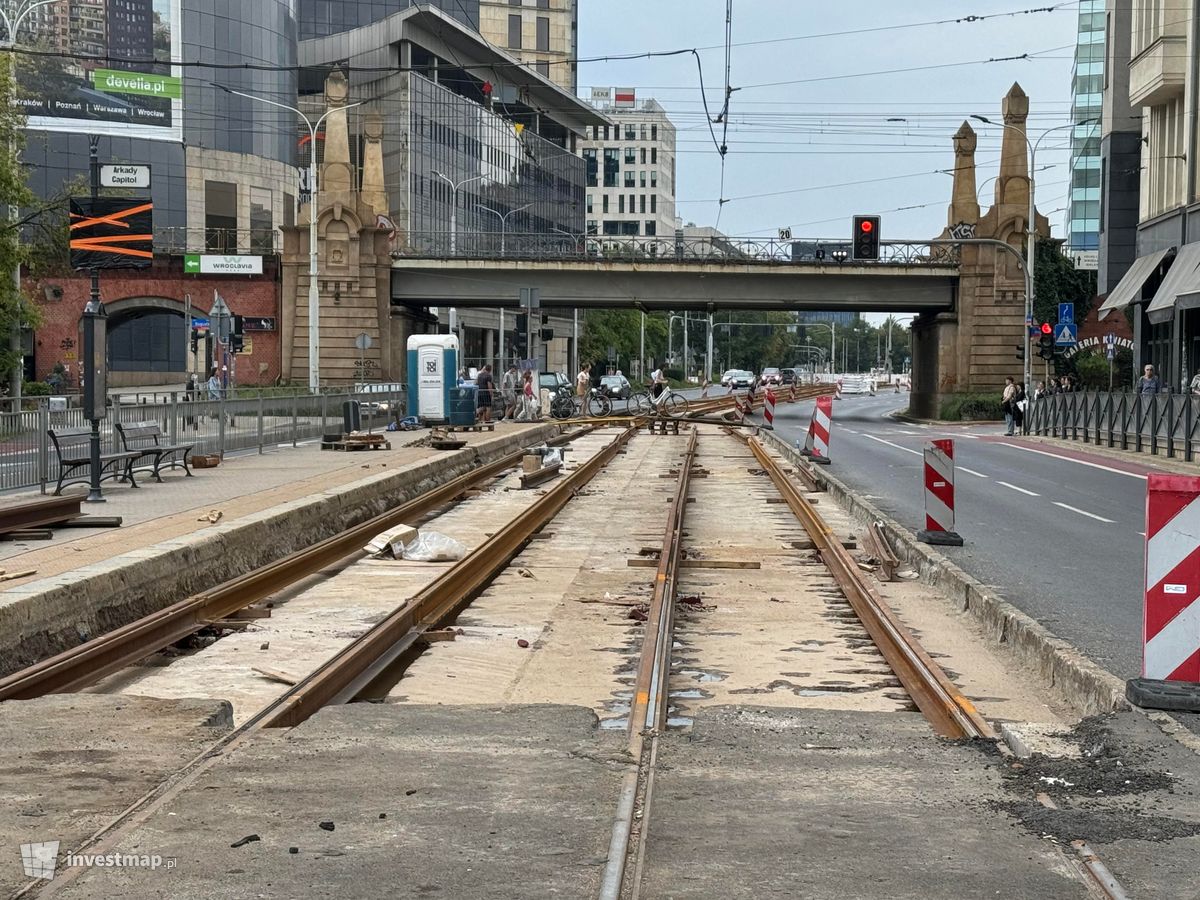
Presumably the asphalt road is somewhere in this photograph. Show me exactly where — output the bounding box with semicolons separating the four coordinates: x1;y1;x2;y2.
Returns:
769;391;1153;685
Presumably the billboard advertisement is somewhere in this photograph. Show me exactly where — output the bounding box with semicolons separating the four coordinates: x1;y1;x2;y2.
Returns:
16;0;182;142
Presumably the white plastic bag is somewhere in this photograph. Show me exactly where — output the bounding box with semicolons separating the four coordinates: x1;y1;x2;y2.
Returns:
543;448;562;467
402;531;468;562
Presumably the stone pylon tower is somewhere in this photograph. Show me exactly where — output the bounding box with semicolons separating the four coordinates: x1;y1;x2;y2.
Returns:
910;83;1051;418
280;72;399;386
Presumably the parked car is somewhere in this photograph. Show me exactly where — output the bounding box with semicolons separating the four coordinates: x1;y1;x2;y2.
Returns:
780;368;798;385
600;374;633;399
727;370;755;389
720;369;738;387
538;372;572;395
760;367;782;386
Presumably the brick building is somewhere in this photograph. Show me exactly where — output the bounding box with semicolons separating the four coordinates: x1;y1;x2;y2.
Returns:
29;260;280;390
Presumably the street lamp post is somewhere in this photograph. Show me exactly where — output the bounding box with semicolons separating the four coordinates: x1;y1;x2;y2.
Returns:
81;135;106;502
434;171;488;255
970;114;1096;400
220;86;365;392
477;202;531;257
1;0;55;404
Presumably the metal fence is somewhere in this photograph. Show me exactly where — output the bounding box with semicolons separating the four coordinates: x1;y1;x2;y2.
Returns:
393;233;962;267
0;387;406;494
1026;390;1200;460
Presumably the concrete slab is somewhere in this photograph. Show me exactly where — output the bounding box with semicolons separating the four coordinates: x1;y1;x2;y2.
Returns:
0;694;232;897
49;705;626;900
639;706;1088;899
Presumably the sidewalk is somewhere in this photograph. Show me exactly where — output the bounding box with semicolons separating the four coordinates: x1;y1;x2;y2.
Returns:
0;423;545;584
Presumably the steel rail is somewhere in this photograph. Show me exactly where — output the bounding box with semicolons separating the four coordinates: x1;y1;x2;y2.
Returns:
0;494;83;534
262;424;640;728
741;433;994;740
0;428;592;701
599;428;698;900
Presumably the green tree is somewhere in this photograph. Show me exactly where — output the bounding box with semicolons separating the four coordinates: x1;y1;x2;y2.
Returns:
578;309;668;377
0;50;37;398
1033;236;1096;326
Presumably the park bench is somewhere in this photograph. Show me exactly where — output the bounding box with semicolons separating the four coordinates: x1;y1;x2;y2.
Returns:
114;421;195;482
47;427;140;496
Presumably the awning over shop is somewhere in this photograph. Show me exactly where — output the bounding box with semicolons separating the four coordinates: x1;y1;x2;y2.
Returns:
1097;248;1175;320
1146;243;1200;324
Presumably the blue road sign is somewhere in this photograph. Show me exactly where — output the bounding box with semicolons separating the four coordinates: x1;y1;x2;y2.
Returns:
1104;332;1116;346
1055;322;1079;347
1059;303;1075;325
191;317;209;328
1107;346;1115;360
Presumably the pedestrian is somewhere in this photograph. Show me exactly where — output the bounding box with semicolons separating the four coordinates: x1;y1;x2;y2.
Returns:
206;367;222;401
475;364;494;424
1191;371;1200;396
518;369;537;421
1002;376;1017;436
649;364;666;400
1034;380;1048;400
501;364;519;419
185;372;197;401
1013;379;1026;432
576;362;591;399
1138;364;1163;395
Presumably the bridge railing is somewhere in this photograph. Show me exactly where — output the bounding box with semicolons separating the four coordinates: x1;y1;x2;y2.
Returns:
1026;390;1200;461
392;233;960;267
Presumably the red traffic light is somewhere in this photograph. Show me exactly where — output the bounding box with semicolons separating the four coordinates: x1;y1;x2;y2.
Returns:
859;220;874;233
1040;322;1053;335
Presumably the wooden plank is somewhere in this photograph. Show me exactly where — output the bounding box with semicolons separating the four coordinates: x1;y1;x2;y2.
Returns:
252;666;299;686
627;558;761;570
0;529;53;541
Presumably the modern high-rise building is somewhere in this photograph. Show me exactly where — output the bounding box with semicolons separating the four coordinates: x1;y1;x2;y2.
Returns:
1066;1;1104;252
1096;0;1139;296
478;0;577;93
297;0;479;40
579;89;676;241
106;0;155;70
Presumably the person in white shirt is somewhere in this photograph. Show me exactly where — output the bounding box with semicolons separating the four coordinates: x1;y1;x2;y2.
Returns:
650;366;666;400
576;363;591;399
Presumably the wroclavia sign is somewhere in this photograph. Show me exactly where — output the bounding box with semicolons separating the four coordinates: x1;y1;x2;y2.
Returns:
91;70;183;100
1063;335;1134;359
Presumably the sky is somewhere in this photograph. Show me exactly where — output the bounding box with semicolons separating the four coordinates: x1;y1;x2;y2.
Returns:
576;0;1081;245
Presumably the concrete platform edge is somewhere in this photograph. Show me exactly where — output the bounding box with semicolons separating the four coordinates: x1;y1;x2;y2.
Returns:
762;429;1128;718
0;424;562;676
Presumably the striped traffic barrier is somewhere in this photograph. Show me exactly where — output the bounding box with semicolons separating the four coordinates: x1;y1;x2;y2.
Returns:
799;395;833;465
763;388;777;428
916;439;963;546
1127;474;1200;711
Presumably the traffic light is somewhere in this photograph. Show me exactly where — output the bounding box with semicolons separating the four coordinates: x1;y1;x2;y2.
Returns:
540;328;555;342
852;215;881;260
190;328;200;354
232;314;244;337
230;334;245;353
1014;343;1025;362
1037;322;1055;360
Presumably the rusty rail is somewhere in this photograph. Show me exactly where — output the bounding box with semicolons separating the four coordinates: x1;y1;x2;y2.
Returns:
600;427;698;900
0;494;83;535
262;424;639;728
739;432;993;740
0;428;591;701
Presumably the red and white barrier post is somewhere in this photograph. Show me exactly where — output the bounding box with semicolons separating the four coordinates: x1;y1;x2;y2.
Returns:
763;388;777;428
800;395;833;465
917;439;963;546
1127;474;1200;711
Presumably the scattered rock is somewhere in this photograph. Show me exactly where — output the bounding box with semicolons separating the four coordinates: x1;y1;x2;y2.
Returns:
198;509;223;524
259;641;270;651
518;567;536;579
379;813;387;819
230;834;260;848
289;847;299;854
405;789;418;796
627;605;649;622
517;638;530;648
318;821;335;832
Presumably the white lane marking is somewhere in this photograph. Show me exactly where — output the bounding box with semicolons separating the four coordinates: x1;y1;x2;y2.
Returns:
863;434;922;456
997;480;1039;497
996;441;1147;480
955;434;980;440
1053;501;1116;523
957;466;988;478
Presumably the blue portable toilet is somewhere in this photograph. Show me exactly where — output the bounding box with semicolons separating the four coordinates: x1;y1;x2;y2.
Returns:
407;334;459;424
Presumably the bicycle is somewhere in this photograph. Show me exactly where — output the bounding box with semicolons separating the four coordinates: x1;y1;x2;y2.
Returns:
550;386;611;419
628;383;689;417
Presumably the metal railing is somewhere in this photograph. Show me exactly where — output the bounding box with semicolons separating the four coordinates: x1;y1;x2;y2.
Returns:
392;233;961;267
0;386;407;494
1026;390;1200;461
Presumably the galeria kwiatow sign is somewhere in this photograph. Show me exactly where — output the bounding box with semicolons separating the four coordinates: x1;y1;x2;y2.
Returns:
16;0;182;141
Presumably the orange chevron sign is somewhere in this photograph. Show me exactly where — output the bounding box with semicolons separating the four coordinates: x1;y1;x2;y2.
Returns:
69;198;154;269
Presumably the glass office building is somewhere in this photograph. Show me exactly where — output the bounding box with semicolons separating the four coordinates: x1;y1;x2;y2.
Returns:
1067;1;1104;252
